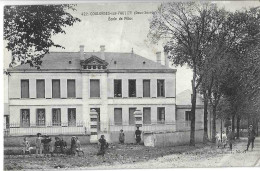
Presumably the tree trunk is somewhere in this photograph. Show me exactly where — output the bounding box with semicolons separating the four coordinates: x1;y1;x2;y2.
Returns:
236;115;241;139
232;114;235;134
203;90;208;143
190;70;197;146
212;105;217;143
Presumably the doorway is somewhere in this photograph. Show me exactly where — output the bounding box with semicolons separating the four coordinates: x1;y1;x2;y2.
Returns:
91;108;100;131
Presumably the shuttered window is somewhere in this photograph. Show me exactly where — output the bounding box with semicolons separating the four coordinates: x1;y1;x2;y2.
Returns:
52;80;60;98
129;80;136;97
21;80;29;98
52;108;61;126
143;107;151;124
20;109;30;127
185;111;192;121
157;80;165;97
143;80;150;97
36;80;45;98
114;108;122;125
67;79;76;98
129;108;136;125
157;107;165;124
36;109;45;126
90;80;100;98
114;80;122;97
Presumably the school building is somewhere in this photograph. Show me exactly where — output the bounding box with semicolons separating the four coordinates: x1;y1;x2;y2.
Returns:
5;45;204;144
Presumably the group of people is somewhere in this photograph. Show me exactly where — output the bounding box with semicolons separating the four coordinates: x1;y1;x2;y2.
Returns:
215;125;256;151
22;133;83;156
118;127;142;144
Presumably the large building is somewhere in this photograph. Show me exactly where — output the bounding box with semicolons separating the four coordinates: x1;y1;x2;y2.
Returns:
6;45;178;143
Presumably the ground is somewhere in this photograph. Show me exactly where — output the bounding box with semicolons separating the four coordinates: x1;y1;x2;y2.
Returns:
4;137;260;170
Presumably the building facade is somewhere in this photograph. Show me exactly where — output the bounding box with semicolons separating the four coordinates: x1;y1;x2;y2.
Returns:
6;45;177;142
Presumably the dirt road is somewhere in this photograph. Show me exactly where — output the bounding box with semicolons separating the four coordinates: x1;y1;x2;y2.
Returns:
89;137;260;169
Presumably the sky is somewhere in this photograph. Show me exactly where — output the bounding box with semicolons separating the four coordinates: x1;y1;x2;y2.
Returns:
2;1;260;96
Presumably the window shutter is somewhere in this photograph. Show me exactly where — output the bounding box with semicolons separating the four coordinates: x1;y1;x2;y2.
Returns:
67;80;76;98
90;80;100;97
143;108;151;124
143;80;150;97
36;80;45;98
52;80;60;98
21;80;29;98
114;108;122;125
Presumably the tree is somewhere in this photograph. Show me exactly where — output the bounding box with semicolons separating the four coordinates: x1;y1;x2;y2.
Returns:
4;5;80;69
148;2;227;145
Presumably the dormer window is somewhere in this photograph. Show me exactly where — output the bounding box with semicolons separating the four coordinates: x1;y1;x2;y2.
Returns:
80;55;108;71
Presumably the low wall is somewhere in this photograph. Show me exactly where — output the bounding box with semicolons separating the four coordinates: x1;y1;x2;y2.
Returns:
144;129;204;147
4;135;90;147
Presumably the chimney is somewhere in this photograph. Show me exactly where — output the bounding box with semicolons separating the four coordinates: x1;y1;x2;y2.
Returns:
156;52;162;64
100;45;105;60
164;51;170;67
80;45;84;60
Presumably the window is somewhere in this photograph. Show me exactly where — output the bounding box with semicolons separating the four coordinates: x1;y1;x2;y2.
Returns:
128;80;136;97
36;80;45;98
21;80;29;98
36;109;45;126
143;80;150;97
21;109;30;127
68;108;76;126
67;79;76;98
52;108;61;126
185;111;192;121
157;80;165;97
157;107;165;124
143;107;151;124
52;80;60;98
114;80;122;97
90;79;100;98
129;108;136;125
114;108;122;125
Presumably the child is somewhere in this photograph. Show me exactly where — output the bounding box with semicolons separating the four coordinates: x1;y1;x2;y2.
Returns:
97;135;108;156
35;133;42;156
119;129;125;144
22;137;32;154
71;136;77;155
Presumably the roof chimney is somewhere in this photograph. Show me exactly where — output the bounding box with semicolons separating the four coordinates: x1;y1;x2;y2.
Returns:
80;45;84;60
156;52;162;64
164;51;170;67
100;45;105;60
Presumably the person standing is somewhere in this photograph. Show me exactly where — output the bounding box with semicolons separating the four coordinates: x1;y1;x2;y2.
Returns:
97;135;108;156
35;133;42;157
222;131;227;148
71;136;77;155
227;126;235;151
246;125;256;151
135;127;142;145
119;129;125;144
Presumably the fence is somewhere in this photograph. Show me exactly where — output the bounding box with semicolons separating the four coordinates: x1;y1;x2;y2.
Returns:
4;121;204;136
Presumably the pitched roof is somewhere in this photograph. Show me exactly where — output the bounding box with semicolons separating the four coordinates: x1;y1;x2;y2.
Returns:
9;52;176;72
176;89;204;106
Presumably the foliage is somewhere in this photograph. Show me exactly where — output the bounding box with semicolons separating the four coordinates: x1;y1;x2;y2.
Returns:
4;5;81;69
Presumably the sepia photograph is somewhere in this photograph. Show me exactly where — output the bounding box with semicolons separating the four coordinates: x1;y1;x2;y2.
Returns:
2;0;260;170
